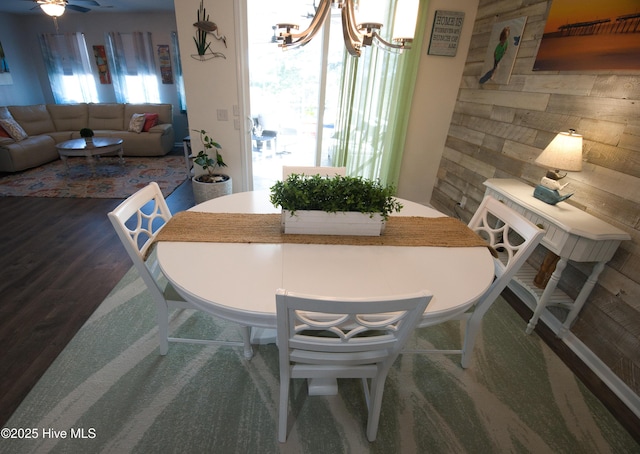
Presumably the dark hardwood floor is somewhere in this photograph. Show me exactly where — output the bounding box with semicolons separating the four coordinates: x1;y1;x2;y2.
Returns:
0;180;195;426
0;182;637;443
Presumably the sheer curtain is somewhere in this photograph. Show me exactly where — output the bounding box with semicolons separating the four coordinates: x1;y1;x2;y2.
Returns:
39;33;98;103
332;1;428;186
171;31;187;113
105;31;160;103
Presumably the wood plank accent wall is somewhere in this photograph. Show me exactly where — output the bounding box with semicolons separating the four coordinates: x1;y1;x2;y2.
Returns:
431;0;640;395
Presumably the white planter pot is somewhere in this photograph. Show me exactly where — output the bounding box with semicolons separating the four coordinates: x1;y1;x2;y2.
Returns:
282;210;385;236
192;175;232;204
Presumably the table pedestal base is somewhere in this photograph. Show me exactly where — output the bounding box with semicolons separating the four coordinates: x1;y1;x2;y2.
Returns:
250;327;339;395
250;327;277;344
308;378;339;396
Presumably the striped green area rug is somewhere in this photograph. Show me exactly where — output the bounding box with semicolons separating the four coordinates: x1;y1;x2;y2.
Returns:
3;268;638;453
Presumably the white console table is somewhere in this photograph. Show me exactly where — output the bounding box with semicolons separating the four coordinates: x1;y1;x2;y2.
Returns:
483;179;630;337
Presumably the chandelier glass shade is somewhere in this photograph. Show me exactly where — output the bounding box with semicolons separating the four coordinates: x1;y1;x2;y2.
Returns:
39;0;66;17
276;0;419;57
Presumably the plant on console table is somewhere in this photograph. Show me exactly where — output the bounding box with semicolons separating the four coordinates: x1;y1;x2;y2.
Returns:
270;173;403;236
80;128;94;147
191;129;232;204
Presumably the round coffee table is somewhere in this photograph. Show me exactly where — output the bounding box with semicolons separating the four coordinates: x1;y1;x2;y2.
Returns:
56;137;124;173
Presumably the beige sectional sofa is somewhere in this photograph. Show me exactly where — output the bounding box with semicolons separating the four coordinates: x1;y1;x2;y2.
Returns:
0;103;175;173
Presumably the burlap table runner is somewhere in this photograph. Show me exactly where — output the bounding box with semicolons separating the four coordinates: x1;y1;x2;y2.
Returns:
153;212;495;254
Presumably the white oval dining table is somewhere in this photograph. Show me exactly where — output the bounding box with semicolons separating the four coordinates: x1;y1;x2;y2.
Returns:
156;190;495;335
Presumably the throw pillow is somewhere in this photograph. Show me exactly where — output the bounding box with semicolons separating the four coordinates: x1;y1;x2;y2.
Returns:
0;125;10;138
142;113;159;132
128;113;146;133
0;118;29;141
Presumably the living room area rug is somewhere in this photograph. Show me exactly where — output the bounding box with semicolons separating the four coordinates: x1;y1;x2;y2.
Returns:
0;154;189;199
3;267;637;453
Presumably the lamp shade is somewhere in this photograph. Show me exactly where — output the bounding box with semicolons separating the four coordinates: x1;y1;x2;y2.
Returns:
392;0;419;41
535;130;583;172
40;2;66;17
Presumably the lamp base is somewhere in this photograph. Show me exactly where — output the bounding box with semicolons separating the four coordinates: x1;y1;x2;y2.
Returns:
533;185;573;205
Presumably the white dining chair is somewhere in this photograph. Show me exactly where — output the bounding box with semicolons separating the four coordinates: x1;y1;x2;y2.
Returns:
276;288;432;442
282;166;346;179
407;195;544;368
108;182;253;358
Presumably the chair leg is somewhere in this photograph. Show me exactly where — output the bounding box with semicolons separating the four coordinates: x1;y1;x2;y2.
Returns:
460;315;482;369
278;375;290;442
240;326;253;359
157;302;169;356
361;378;371;410
366;375;386;442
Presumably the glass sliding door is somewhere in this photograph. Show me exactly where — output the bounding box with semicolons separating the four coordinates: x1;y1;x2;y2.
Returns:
247;0;343;190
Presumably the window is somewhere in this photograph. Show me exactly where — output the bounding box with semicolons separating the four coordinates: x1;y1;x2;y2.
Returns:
247;0;344;190
39;33;98;104
247;0;423;188
105;32;160;103
333;1;425;186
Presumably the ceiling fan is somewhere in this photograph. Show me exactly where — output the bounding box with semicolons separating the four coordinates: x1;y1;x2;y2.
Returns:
30;0;101;17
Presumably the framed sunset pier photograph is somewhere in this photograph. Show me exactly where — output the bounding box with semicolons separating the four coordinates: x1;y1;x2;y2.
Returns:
534;0;640;71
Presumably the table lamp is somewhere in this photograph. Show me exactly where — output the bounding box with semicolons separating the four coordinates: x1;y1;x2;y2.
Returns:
533;129;583;205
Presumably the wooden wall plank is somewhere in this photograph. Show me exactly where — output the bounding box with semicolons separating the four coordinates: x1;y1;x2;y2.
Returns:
434;0;640;399
591;75;640;100
619;122;640;152
547;95;639;123
453;100;494;118
459;88;550;110
464;114;539;144
584;141;640;178
523;74;596;95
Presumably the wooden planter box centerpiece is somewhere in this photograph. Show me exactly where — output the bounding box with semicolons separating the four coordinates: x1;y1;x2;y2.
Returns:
270;173;402;236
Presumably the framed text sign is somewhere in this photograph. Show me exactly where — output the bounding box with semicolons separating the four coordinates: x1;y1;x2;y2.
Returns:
428;10;465;57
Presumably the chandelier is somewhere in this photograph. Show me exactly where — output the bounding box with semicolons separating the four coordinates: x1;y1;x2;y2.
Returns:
38;0;66;17
276;0;419;57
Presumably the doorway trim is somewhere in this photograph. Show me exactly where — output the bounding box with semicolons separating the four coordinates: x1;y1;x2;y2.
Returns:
235;0;253;191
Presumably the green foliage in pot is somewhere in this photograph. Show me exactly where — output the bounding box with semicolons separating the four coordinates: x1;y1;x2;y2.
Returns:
80;128;94;138
270;173;403;220
192;129;228;183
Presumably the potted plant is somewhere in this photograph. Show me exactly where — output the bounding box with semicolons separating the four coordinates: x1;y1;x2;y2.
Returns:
80;128;94;146
191;129;232;203
270;173;403;236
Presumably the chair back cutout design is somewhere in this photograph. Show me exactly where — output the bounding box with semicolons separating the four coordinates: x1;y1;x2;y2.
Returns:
468;196;545;312
411;195;544;369
276;289;432;442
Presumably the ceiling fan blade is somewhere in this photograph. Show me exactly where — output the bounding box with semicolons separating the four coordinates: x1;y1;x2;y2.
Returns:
66;4;91;12
71;0;100;5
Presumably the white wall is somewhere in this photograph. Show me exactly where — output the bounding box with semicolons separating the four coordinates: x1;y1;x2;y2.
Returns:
397;0;479;205
0;14;47;105
174;0;246;191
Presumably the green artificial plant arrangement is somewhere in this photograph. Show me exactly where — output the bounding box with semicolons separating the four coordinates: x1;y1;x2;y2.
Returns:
270;173;403;220
79;128;94;138
192;129;228;183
